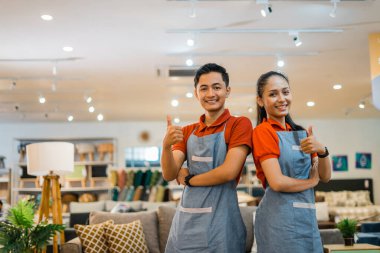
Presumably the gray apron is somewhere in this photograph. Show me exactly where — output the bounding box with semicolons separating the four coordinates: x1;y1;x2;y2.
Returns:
165;122;246;253
255;130;322;253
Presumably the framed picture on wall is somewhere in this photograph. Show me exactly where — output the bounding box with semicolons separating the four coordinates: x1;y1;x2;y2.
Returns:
355;152;372;169
332;155;348;172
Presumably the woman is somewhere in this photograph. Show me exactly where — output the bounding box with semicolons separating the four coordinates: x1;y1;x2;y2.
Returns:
252;71;332;253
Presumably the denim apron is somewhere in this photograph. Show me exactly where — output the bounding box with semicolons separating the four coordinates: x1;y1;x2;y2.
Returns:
255;130;322;253
165;122;246;253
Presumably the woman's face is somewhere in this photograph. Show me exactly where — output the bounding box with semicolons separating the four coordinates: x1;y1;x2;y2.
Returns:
257;75;292;122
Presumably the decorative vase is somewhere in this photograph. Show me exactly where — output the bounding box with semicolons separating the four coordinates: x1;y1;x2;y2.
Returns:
344;237;355;246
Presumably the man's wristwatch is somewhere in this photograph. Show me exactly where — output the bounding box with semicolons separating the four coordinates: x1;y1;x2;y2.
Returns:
317;147;329;158
184;174;195;187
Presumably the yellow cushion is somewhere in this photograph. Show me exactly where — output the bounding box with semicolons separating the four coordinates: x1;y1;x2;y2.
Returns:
104;220;148;253
74;220;113;253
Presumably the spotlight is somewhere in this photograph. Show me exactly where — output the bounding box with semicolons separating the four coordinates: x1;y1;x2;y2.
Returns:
294;36;302;47
333;84;342;90
174;117;180;124
51;81;57;92
89;106;95;113
248;107;254;113
260;5;272;17
62;46;73;52
185;92;193;98
358;101;365;109
306;101;315;107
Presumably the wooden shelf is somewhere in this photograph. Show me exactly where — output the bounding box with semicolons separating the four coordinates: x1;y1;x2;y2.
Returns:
13;186;110;194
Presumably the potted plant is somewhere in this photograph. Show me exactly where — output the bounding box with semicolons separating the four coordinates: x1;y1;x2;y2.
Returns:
0;200;64;253
337;218;358;246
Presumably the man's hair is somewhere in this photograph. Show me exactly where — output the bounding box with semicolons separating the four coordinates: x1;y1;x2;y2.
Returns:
194;63;229;87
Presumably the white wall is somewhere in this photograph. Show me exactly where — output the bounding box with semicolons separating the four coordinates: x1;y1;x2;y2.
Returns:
0;118;379;203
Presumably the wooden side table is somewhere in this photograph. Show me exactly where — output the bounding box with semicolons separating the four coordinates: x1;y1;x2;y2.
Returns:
324;244;380;253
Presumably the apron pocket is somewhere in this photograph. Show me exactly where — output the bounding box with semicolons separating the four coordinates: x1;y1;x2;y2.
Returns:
292;202;317;239
175;206;212;250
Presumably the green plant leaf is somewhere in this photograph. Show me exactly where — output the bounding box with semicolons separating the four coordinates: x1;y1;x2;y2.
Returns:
7;200;35;228
337;218;358;238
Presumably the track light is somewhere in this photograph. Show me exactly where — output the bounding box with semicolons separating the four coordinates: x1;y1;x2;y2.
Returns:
85;96;92;103
358;101;365;109
188;1;196;18
260;4;272;17
294;36;302;47
171;99;179;107
89;106;95;113
329;0;340;18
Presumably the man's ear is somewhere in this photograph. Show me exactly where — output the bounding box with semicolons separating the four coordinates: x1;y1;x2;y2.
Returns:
257;96;264;107
194;88;199;100
226;86;231;97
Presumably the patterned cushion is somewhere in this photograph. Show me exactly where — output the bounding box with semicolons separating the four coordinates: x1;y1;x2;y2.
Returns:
74;220;113;253
104;220;148;253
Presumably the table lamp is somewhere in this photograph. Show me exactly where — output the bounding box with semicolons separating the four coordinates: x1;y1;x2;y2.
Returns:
27;142;74;253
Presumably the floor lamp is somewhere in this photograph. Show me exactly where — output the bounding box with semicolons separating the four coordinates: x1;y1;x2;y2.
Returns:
27;142;74;253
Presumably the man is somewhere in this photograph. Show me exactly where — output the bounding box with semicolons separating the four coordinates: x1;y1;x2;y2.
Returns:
161;63;252;252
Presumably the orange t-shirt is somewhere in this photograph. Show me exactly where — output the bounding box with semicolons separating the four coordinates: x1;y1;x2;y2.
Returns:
173;109;253;181
252;118;316;188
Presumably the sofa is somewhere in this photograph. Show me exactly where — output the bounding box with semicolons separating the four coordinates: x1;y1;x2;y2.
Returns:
61;205;344;253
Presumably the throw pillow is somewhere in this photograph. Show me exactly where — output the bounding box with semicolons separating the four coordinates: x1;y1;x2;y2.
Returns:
157;206;176;253
104;220;149;253
89;211;160;253
315;202;329;221
74;219;114;253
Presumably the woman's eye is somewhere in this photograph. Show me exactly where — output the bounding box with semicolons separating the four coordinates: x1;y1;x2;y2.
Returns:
269;93;275;97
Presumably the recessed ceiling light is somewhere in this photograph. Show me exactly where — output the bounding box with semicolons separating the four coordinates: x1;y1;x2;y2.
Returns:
41;14;53;21
97;114;104;121
62;46;73;52
39;95;46;104
174;117;180;124
85;96;92;103
277;59;285;68
67;115;74;122
185;92;193;98
186;58;194;67
89;106;95;113
248;107;254;113
171;99;179;107
187;38;195;47
306;101;315;107
333;84;342;90
358;102;365;109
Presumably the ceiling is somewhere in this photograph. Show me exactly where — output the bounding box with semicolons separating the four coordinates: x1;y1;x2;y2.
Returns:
0;0;380;123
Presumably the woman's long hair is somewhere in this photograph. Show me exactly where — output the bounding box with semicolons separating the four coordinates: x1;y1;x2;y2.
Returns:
256;71;304;131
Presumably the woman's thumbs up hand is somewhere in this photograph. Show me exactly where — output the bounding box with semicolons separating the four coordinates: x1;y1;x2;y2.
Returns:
300;126;325;154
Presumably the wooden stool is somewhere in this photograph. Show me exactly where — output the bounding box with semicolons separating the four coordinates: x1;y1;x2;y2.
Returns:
76;143;95;161
97;143;114;161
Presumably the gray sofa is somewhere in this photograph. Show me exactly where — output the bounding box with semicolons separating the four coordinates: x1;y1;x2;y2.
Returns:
61;205;344;253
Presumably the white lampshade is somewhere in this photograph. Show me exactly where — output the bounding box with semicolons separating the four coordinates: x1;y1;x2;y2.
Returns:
27;142;74;176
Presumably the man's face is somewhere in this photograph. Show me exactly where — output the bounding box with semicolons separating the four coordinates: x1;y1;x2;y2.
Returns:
194;72;230;113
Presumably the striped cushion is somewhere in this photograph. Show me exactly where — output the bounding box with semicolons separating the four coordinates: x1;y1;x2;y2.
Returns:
74;220;113;253
104;220;148;253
